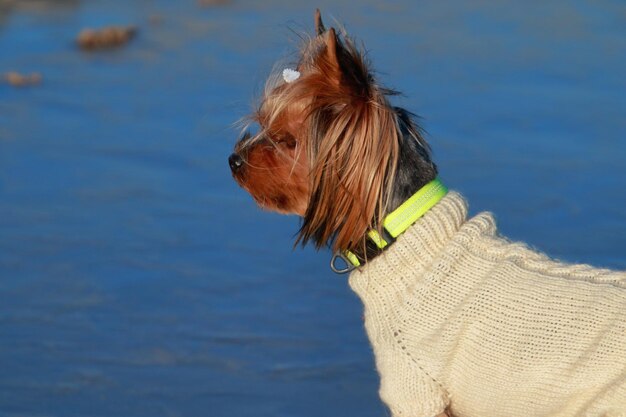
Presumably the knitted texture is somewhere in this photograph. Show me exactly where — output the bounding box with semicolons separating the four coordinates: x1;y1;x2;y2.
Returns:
349;192;626;417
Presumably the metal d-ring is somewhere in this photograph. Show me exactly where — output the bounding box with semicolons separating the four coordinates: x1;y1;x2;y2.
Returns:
330;252;357;274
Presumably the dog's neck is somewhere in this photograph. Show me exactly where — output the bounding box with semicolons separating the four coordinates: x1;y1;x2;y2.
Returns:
332;177;448;273
331;110;441;272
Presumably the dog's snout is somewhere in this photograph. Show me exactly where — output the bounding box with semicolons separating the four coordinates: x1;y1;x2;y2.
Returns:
229;153;244;173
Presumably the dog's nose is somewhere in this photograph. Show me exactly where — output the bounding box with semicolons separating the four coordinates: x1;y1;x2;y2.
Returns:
229;153;243;173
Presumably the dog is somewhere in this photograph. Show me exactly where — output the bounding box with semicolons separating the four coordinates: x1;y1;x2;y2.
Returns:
229;10;626;417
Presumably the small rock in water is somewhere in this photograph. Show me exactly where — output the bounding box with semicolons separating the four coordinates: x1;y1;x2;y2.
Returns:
4;71;42;87
77;25;137;50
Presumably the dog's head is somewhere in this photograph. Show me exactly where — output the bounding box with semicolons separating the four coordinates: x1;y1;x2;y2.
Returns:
230;10;436;254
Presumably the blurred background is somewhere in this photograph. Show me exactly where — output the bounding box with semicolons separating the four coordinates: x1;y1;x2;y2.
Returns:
0;1;625;416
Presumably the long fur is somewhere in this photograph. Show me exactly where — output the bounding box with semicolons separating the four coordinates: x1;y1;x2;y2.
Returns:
232;15;437;257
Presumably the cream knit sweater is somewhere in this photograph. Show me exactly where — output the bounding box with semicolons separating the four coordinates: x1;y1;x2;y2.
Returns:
349;192;626;417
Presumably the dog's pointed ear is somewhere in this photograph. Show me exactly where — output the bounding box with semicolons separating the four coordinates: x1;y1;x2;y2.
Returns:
325;28;338;65
320;27;370;94
320;28;342;84
314;9;326;35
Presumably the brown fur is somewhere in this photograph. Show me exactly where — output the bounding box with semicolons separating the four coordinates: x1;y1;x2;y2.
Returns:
231;13;413;255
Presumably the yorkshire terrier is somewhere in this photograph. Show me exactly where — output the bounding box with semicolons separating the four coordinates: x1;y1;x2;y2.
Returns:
230;10;626;417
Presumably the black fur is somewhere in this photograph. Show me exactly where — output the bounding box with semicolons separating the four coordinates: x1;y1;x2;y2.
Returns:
389;107;437;211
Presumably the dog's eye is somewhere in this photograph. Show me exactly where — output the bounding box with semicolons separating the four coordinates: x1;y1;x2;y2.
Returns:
283;135;297;149
276;134;297;149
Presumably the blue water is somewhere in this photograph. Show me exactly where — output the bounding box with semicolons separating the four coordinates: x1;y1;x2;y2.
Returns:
0;1;624;416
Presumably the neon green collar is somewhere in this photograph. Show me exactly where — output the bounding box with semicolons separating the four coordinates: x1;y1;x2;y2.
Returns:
331;177;448;273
